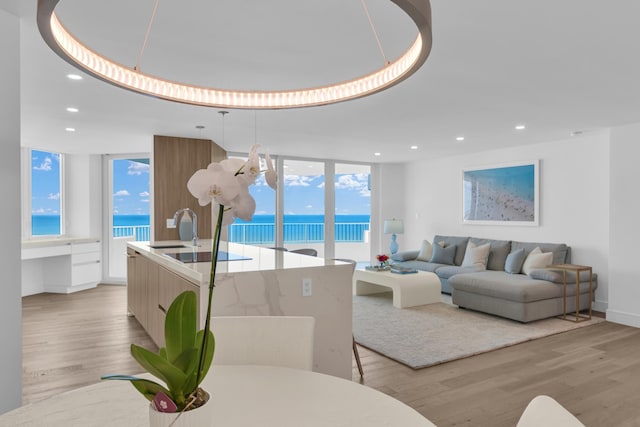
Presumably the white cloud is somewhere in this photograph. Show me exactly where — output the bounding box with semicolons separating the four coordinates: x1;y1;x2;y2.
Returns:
33;157;53;171
284;174;313;187
32;208;46;214
335;174;370;197
141;199;150;203
139;191;150;197
306;204;313;209
128;161;150;175
114;190;130;197
48;192;60;200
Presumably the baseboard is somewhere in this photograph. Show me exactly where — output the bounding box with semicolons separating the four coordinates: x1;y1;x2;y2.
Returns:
606;309;640;328
44;282;98;294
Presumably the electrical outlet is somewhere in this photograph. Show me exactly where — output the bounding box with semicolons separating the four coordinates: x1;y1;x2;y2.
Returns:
166;218;176;228
302;278;312;297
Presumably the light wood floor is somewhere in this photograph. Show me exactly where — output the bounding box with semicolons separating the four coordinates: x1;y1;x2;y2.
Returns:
23;285;640;426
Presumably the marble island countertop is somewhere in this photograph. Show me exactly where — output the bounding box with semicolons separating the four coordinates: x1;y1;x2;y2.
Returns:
128;240;346;286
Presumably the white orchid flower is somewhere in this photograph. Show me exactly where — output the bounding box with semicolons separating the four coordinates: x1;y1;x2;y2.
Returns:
229;187;257;222
220;158;245;174
241;144;261;185
187;162;242;207
264;152;277;190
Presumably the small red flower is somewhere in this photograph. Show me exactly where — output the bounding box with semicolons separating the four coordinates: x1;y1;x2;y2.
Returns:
376;254;389;263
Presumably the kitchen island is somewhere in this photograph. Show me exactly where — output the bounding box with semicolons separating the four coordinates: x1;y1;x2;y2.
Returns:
126;240;354;379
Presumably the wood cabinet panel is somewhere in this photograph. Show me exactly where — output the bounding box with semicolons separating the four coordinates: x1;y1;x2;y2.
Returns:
153;135;227;241
154;265;200;347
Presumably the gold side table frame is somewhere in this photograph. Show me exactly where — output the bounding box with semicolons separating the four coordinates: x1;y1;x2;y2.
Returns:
548;264;593;322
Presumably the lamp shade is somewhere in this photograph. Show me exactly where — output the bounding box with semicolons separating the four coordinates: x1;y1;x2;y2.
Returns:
383;219;404;234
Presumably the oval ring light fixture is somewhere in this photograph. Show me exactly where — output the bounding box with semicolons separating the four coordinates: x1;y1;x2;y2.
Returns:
37;0;432;109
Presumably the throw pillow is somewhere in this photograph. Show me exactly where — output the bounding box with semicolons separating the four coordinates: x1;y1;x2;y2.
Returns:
416;240;433;262
390;250;419;262
522;247;553;275
461;242;491;268
430;242;456;265
505;248;526;274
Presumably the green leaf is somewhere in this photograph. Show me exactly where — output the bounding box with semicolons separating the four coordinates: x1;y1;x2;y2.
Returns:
196;329;215;383
101;375;170;403
172;347;198;374
130;344;187;394
165;291;197;363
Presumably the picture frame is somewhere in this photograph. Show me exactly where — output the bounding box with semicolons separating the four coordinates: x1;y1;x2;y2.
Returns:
462;160;539;226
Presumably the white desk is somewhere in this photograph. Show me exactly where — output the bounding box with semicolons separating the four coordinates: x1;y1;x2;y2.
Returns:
0;365;436;426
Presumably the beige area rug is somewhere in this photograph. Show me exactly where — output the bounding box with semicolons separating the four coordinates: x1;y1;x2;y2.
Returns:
353;293;604;369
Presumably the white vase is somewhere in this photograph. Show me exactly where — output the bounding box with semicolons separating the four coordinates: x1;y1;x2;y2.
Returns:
148;391;213;427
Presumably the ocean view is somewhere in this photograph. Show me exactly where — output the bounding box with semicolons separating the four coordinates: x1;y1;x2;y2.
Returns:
33;214;371;243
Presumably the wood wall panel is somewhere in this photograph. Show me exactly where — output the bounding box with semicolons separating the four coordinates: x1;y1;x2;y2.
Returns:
153;135;226;241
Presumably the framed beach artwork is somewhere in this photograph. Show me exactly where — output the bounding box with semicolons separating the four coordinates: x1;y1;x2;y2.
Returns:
462;160;539;226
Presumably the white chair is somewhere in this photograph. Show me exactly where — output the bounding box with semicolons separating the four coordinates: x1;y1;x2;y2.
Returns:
516;395;586;427
332;258;364;378
211;316;315;371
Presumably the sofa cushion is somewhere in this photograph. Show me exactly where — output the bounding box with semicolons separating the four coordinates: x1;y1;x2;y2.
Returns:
449;271;563;303
436;265;486;279
430;242;456;265
416;240;433;261
522;247;553;275
391;250;419;262
505;248;526;274
433;235;470;266
461;242;491;268
469;238;511;271
393;260;446;273
511;241;569;265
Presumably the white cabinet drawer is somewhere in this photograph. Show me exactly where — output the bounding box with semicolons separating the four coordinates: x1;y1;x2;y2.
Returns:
72;241;101;254
72;251;101;265
72;262;101;286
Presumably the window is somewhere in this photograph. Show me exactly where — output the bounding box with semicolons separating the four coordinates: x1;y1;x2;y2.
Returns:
227;155;276;246
334;163;371;260
30;149;63;237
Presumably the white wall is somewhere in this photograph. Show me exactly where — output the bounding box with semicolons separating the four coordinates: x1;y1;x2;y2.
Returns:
377;163;406;258
66;154;102;237
402;132;610;311
0;8;23;413
607;123;640;326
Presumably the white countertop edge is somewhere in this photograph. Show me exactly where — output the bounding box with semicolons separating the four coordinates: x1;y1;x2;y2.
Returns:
22;237;101;249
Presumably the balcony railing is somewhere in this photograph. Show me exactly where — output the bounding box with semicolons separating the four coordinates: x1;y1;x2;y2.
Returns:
228;222;369;244
113;225;150;241
112;222;369;245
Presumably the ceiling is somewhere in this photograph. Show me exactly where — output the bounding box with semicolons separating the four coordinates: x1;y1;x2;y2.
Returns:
5;1;640;163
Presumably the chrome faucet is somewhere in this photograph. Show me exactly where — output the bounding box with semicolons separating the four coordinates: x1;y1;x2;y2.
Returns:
173;208;198;247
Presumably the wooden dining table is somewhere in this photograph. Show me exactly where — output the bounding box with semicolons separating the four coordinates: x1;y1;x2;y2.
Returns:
0;365;436;426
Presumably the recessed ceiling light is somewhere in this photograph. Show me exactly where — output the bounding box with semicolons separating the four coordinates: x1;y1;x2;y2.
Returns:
66;73;82;80
66;107;79;113
456;136;465;141
195;125;205;129
374;152;381;156
515;125;526;130
410;145;418;150
65;127;76;132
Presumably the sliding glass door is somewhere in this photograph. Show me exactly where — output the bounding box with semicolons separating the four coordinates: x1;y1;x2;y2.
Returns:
104;155;150;283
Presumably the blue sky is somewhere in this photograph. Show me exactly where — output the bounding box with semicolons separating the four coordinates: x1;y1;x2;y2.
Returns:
31;156;370;218
31;150;61;215
112;159;151;215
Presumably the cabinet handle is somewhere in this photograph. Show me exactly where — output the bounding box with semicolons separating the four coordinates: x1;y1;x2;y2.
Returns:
158;304;167;314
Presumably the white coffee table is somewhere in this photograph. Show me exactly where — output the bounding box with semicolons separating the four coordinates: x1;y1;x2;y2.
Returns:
353;269;441;308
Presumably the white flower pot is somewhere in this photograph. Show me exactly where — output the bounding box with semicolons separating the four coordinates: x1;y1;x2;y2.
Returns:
148;391;213;427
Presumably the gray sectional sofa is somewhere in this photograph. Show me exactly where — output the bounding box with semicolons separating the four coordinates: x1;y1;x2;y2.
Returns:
390;235;597;322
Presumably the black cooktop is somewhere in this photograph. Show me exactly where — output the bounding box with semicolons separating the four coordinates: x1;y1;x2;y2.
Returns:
164;251;251;263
